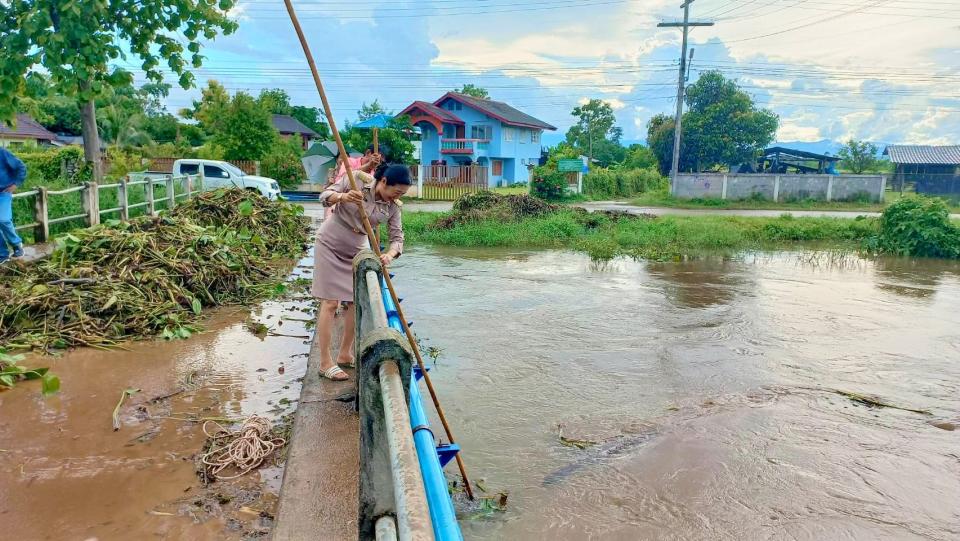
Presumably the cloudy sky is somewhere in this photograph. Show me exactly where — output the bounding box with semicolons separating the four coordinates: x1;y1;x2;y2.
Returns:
128;0;960;147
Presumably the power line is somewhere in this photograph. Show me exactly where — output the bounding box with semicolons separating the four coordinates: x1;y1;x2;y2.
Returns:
238;0;631;19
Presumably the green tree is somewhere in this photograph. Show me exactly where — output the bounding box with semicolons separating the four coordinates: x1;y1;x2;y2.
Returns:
621;144;658;170
455;84;490;99
138;82;172;117
98;103;152;148
257;88;293;116
290;105;330;139
357;99;390;121
838;139;881;173
341;116;415;164
565;99;624;166
38;96;82;135
180;80;231;135
262;136;306;189
646;114;690;174
0;1;238;179
142;114;181;144
681;71;778;171
258;88;330;139
214;92;278;161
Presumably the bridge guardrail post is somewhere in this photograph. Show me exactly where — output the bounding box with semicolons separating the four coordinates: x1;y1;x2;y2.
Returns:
353;250;434;541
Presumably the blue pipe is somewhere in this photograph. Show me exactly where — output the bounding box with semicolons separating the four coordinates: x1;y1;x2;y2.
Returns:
380;276;463;541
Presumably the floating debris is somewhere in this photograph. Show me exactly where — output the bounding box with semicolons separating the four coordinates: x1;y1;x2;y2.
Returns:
557;423;598;450
829;389;932;416
112;388;141;431
0;349;59;395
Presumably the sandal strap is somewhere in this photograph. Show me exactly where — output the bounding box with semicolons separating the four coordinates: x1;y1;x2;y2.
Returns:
322;366;347;378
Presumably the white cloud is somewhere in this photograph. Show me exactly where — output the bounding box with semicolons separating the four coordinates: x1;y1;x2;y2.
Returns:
778;123;821;142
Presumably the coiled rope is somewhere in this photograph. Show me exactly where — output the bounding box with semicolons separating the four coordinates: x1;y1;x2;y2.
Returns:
200;415;286;480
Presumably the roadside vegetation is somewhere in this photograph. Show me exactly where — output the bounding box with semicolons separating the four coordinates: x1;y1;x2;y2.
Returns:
403;192;960;262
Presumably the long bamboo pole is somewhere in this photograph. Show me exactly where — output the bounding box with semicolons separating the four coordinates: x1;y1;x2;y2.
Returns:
282;0;475;501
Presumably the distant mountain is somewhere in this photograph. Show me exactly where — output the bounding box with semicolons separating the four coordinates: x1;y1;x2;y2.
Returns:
774;140;843;156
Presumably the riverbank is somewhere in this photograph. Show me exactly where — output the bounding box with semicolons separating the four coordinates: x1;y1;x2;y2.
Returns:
402;210;879;260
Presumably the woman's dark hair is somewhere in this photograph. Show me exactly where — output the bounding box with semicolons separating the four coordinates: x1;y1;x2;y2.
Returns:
374;162;389;181
381;164;412;186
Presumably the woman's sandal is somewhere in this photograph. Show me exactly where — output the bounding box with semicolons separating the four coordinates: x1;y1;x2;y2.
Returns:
337;358;356;369
320;365;349;381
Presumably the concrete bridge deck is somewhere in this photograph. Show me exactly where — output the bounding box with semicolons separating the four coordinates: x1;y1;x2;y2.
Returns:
273;319;360;540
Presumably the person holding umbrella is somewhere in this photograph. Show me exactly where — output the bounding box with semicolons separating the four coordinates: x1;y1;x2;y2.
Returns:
0;147;26;264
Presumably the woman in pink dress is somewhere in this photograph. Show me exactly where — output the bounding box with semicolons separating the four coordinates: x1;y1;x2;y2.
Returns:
312;164;410;380
324;147;381;221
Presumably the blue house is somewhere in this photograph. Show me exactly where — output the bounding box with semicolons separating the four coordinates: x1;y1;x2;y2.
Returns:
399;92;556;186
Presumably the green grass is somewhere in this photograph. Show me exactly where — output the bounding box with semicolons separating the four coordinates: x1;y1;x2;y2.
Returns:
491;186;530;196
628;190;959;213
402;210;880;261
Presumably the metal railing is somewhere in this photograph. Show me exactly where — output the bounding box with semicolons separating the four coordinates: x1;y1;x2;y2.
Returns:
11;174;203;242
353;250;464;541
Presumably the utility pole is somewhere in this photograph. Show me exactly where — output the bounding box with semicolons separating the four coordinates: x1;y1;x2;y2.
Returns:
658;1;713;193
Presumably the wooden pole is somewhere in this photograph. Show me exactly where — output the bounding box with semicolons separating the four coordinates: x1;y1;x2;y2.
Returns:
34;187;49;242
283;0;475;500
119;176;129;221
373;128;381;247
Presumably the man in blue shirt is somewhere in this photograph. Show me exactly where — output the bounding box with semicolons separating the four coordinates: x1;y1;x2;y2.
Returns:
0;147;26;264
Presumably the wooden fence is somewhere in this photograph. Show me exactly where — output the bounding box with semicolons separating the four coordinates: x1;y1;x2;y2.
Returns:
145;158;260;175
415;164;489;200
11;175;203;243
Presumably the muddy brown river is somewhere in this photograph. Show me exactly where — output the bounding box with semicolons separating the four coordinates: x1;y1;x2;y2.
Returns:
3;247;960;540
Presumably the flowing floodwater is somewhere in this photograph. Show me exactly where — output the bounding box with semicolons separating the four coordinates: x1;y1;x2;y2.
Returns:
394;247;960;541
3;246;960;540
0;258;318;540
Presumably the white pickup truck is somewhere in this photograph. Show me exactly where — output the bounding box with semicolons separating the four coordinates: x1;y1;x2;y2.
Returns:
133;159;282;200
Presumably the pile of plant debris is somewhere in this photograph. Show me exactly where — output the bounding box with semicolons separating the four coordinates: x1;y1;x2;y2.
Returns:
0;190;310;352
434;192;558;229
173;189;311;256
433;191;647;230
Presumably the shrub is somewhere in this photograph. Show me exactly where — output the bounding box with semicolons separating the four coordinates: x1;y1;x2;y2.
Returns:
14;147;91;185
530;166;568;201
261;137;306;189
875;196;960;258
196;142;226;160
104;148;145;180
582;167;667;198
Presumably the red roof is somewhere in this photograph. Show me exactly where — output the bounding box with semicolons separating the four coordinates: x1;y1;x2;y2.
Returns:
398;100;465;125
433;92;556;131
0;114;58;141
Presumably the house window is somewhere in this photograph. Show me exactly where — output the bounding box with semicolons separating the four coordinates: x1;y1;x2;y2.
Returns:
454;102;462;111
471;125;491;140
504;127;514;142
531;130;540;144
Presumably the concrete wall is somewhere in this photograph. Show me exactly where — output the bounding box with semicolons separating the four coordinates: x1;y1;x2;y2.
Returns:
673;173;886;202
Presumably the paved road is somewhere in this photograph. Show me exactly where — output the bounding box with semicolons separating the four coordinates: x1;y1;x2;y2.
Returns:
577;201;889;219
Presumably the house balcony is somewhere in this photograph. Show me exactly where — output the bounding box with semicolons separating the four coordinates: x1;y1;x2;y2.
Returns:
440;138;490;156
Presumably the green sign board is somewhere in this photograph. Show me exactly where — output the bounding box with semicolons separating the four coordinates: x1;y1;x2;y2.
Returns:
558;159;584;173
